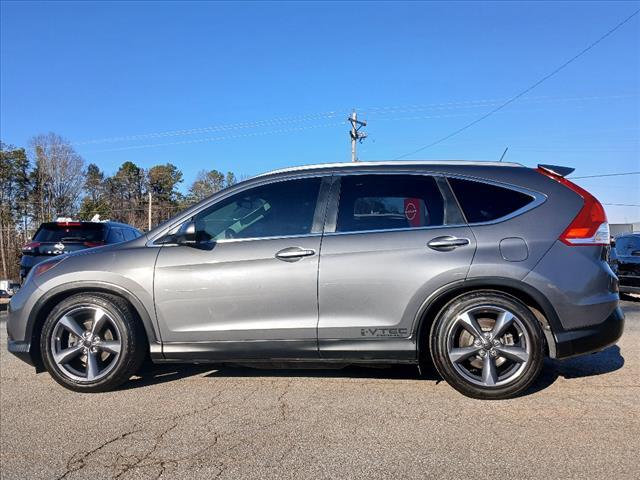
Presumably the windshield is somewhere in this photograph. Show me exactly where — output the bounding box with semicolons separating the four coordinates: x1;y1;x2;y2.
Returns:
33;223;107;243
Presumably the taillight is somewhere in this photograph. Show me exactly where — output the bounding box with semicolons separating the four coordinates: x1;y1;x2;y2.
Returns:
22;241;41;252
536;168;609;246
83;241;105;248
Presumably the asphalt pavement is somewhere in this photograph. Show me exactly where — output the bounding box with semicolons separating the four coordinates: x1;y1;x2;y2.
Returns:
1;299;639;479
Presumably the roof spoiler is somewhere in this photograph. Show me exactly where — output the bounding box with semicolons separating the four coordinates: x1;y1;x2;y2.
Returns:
537;164;575;177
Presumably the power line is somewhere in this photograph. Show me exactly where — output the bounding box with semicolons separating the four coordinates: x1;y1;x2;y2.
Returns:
603;203;640;207
83;122;347;153
570;171;640;179
71;111;343;146
62;93;636;151
363;93;639;116
395;8;640;159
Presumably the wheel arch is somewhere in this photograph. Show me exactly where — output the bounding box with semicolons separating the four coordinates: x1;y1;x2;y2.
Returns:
26;281;161;372
414;277;561;362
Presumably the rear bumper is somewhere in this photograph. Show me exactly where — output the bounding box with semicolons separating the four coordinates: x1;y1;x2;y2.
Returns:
553;306;625;359
19;255;48;279
620;285;640;294
618;275;640;294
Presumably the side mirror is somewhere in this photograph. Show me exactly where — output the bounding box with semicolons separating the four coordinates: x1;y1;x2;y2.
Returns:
175;220;197;245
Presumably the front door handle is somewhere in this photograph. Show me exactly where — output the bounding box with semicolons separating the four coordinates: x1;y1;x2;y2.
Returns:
427;236;470;251
275;247;316;262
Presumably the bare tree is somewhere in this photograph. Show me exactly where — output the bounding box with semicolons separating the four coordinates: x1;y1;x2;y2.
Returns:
0;143;30;279
29;133;85;221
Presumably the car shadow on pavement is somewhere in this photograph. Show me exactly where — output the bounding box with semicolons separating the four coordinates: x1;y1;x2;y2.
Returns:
527;345;625;395
121;362;434;391
121;346;624;396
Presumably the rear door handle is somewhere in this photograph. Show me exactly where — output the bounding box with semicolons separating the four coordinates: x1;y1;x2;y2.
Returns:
275;247;316;262
427;236;470;251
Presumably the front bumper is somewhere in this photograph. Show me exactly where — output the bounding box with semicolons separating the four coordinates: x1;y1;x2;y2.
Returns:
7;339;35;366
553;306;625;359
5;279;45;369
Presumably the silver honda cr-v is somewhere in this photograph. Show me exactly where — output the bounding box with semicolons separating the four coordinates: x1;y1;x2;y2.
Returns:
7;161;624;399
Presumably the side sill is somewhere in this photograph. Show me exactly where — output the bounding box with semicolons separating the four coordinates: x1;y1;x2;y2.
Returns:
151;358;419;366
159;340;320;362
318;338;417;361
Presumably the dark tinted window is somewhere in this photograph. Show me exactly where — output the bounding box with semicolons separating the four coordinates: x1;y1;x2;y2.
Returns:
194;177;321;240
106;228;125;243
615;236;640;256
122;229;139;241
337;175;444;233
448;178;534;223
34;223;106;242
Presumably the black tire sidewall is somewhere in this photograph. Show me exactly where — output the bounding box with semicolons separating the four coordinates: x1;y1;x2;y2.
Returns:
430;291;544;400
41;293;142;393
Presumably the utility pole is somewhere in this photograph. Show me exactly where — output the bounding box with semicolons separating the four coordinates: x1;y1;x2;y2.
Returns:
148;191;152;231
348;111;367;162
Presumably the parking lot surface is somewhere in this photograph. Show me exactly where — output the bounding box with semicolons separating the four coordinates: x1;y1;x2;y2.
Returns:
1;299;639;480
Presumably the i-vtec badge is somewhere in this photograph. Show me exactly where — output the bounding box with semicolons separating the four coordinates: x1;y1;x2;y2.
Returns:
360;328;408;337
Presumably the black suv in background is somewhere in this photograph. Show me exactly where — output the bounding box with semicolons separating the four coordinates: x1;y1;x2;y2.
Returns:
611;233;640;295
20;220;142;282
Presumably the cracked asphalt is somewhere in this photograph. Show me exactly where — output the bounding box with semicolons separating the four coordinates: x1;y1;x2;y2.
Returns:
1;298;639;480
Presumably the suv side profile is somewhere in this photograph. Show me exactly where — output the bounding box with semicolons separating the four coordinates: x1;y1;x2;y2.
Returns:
7;161;624;399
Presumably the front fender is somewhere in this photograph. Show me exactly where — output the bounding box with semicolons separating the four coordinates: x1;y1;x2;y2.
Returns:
27;280;162;348
22;244;164;366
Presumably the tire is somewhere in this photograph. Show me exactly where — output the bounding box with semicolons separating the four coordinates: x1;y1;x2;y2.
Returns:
429;291;544;400
40;293;147;392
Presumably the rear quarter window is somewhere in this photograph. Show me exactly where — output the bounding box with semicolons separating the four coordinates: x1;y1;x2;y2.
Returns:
447;177;534;223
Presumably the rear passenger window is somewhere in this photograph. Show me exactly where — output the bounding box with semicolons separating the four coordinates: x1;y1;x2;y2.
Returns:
337;175;444;233
448;177;534;223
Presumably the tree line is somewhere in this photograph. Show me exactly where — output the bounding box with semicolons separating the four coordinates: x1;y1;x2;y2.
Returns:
0;132;239;279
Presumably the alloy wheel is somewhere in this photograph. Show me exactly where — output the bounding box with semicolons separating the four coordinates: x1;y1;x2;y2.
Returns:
50;305;122;382
446;305;531;388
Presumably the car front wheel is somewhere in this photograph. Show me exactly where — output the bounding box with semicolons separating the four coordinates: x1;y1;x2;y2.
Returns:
41;293;146;392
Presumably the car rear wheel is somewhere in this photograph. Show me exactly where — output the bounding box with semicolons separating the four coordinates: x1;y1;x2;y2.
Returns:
430;291;544;400
41;293;146;392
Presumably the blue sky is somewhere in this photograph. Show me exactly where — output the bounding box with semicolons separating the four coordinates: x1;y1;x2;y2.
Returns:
1;0;639;222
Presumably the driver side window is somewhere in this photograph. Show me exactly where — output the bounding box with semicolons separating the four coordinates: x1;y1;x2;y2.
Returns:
194;177;322;241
